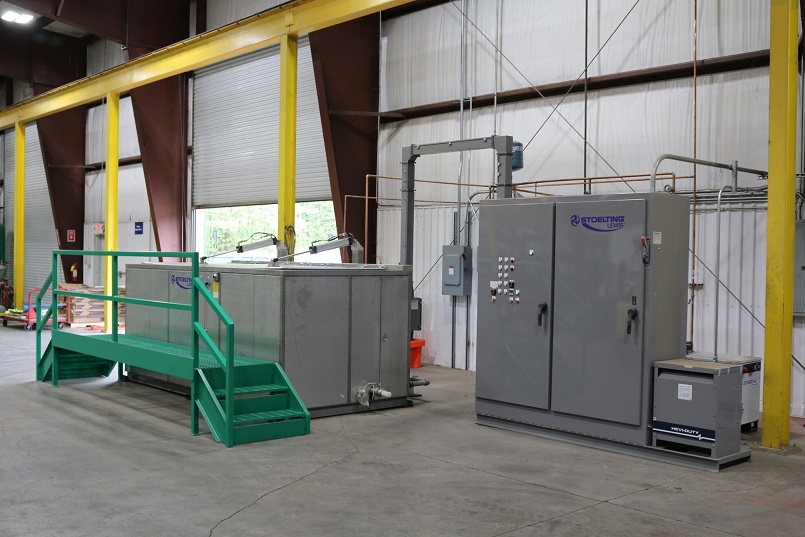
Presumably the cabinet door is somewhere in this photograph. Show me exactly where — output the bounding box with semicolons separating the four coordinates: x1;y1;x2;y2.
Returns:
551;199;646;425
476;202;554;410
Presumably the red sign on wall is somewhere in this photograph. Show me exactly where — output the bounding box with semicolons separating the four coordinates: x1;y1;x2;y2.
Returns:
66;229;76;243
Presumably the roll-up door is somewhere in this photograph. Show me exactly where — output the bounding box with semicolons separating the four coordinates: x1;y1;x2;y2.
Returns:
3;123;62;299
192;36;330;208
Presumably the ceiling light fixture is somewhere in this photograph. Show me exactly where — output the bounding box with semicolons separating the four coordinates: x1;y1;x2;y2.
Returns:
2;10;34;23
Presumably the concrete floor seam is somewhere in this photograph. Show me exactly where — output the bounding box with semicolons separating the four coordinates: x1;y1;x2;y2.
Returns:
207;449;360;537
603;501;745;537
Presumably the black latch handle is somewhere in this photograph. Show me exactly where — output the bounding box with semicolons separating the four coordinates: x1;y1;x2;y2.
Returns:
626;308;638;335
538;302;548;327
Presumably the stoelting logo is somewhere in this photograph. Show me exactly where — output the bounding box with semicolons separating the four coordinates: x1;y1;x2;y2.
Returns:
570;214;625;232
171;275;192;290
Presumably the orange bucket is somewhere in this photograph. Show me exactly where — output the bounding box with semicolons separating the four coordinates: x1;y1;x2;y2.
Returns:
410;339;426;368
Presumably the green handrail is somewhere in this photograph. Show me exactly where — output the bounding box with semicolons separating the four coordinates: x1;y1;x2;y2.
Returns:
35;272;54;377
38;250;242;442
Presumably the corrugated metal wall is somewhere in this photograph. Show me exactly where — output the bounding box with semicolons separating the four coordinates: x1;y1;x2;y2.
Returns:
206;0;285;29
83;166;156;287
192;37;330;208
376;0;805;416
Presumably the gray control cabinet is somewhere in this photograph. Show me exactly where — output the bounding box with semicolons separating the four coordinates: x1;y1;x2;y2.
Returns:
476;193;689;447
653;359;743;458
126;263;412;416
795;220;805;315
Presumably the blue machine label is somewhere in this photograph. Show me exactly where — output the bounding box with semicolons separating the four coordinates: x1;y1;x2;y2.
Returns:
171;275;192;290
652;419;715;442
570;214;625;232
134;221;144;235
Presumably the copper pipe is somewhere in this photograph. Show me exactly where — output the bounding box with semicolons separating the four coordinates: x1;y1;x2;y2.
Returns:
365;174;492;188
514;172;677;187
346;194;482;205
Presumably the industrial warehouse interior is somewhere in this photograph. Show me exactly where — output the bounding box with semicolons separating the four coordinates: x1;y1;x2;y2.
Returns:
1;0;805;535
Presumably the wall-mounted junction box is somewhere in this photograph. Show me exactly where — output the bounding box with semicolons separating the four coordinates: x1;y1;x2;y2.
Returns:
442;245;472;296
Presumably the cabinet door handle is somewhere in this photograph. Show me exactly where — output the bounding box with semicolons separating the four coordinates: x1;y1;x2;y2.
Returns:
537;302;548;327
626;308;638;335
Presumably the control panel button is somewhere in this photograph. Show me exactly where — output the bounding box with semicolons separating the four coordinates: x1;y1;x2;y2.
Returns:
498;257;503;262
510;257;515;263
515;298;520;304
490;289;496;296
509;266;515;271
491;297;496;303
515;290;520;295
508;297;514;303
504;274;509;279
508;281;515;288
498;272;503;278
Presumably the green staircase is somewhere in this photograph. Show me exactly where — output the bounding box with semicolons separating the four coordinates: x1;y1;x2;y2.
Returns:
38;342;116;382
34;250;310;447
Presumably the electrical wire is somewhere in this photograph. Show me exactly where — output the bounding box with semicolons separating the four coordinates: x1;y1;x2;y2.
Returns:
690;248;805;372
447;0;640;191
284;225;296;255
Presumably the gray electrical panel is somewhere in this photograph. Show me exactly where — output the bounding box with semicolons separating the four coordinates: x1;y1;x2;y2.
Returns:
653;359;743;459
795;220;805;315
476;193;690;447
442;245;472;296
126;262;412;417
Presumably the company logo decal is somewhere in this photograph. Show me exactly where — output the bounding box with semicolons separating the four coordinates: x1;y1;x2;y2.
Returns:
570;214;625;232
171;275;192;290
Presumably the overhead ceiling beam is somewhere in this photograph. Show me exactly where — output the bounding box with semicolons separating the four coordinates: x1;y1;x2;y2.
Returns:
6;0;126;43
0;0;415;130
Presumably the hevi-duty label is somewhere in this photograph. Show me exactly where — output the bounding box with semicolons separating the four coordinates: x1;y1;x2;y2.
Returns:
570;214;625;232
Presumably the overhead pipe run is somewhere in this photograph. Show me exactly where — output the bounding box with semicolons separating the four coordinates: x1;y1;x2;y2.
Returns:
650;154;767;192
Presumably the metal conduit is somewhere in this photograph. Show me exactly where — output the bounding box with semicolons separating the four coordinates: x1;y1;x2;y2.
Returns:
650;154;767;192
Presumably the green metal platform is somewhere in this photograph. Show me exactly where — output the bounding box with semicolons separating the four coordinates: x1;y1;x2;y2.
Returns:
34;250;310;447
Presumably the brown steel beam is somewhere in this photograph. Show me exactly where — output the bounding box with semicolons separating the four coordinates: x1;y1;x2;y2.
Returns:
126;2;190;258
310;15;380;262
381;49;771;123
29;32;87;283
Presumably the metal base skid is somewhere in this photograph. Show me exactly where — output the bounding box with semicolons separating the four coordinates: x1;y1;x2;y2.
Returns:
477;415;751;472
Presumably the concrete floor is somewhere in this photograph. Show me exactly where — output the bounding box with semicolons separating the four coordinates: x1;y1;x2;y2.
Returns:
1;326;804;537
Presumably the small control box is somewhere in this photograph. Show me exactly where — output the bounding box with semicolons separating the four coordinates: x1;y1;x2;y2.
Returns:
442;245;472;296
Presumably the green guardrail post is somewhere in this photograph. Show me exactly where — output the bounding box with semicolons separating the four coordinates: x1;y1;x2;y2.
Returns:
226;321;235;448
190;253;200;436
50;252;58;387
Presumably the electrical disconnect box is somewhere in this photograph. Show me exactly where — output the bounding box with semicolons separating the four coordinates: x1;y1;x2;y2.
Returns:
442;245;472;296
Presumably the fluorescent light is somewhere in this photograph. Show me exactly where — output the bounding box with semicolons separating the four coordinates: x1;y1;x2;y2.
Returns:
2;11;20;21
15;14;33;23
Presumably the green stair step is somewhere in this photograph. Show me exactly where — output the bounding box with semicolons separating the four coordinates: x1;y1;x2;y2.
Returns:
232;409;307;425
213;384;288;397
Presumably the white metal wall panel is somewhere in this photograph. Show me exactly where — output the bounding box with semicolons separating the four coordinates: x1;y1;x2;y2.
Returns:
192;37;330;208
23;124;61;297
206;0;285;29
86;97;141;162
380;0;769;111
87;38;127;76
83;164;156;287
377;68;769;202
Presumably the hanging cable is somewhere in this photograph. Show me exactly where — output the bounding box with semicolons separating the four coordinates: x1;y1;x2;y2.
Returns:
447;0;641;190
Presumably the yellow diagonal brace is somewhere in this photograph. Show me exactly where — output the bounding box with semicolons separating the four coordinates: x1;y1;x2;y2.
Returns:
104;92;120;333
0;0;414;130
13;122;25;311
762;0;798;449
278;33;298;239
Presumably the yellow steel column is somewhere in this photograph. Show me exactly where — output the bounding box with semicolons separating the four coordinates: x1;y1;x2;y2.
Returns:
762;0;798;448
13;122;25;310
278;33;298;242
104;92;120;332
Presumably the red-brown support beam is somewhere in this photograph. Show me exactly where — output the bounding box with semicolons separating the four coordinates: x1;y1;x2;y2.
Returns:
126;0;191;256
31;31;87;283
310;15;380;262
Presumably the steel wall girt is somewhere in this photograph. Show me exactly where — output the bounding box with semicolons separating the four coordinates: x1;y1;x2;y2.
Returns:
310;15;381;263
0;0;416;130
